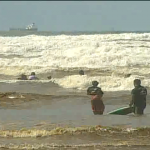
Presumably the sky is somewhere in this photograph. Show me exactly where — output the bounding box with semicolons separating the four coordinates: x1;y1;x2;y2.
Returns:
0;1;150;31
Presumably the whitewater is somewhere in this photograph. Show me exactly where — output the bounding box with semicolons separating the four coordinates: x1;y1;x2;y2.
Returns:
0;33;150;91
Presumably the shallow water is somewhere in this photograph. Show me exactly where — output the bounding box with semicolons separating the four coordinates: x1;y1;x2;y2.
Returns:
0;94;150;129
0;81;149;128
0;85;149;149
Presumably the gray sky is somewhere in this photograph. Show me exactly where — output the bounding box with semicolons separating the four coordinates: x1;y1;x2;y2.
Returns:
0;1;150;31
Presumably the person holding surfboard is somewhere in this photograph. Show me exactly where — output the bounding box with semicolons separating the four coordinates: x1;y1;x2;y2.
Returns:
87;81;105;115
129;79;147;115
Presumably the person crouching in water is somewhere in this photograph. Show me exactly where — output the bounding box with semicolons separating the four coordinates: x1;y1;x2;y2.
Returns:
17;74;28;80
29;72;39;80
129;79;147;115
87;81;105;115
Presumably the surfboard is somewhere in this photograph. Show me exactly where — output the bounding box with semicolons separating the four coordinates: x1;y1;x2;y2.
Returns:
108;106;133;115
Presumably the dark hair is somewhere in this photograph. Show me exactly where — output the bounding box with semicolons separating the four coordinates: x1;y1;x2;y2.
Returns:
47;76;52;79
21;74;26;77
79;70;84;75
20;74;27;80
134;79;141;86
31;72;35;75
92;80;99;86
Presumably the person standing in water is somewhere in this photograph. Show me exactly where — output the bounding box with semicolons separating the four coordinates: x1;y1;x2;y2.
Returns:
87;81;105;115
129;79;147;115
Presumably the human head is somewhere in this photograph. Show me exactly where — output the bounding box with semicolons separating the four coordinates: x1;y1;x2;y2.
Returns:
21;74;26;77
31;72;35;76
23;74;27;79
79;70;84;75
21;74;25;77
92;80;99;86
47;76;52;79
134;79;141;87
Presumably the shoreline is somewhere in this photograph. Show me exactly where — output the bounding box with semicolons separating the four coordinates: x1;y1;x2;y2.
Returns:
0;126;149;150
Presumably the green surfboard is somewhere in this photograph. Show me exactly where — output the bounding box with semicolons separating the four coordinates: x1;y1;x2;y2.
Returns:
108;106;134;115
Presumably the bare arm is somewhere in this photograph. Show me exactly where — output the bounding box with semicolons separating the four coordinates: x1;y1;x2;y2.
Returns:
129;95;134;107
87;88;91;95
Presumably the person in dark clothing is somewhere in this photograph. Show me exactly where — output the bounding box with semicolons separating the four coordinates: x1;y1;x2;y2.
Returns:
129;79;147;115
17;74;28;80
87;81;105;115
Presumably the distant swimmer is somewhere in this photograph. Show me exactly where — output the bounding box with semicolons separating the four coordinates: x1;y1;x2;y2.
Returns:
124;74;131;78
17;74;28;80
87;81;105;115
129;79;147;115
47;76;52;79
28;72;39;80
79;70;84;75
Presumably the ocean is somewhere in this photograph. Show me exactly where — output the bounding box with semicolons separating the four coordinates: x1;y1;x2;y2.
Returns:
0;31;150;149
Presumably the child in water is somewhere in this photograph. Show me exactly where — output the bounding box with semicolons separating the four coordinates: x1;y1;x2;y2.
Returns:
28;72;39;80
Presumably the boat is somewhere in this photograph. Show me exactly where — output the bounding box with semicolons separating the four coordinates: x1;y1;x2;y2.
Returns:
9;23;38;31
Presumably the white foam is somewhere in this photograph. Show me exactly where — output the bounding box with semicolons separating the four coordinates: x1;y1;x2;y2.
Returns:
0;33;150;91
0;34;150;72
1;74;150;91
54;75;135;91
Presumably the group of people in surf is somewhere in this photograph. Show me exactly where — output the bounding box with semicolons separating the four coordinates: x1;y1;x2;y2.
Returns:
17;70;85;80
87;78;147;115
17;72;39;80
17;70;147;115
